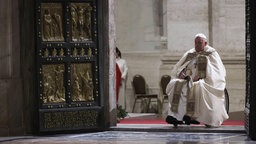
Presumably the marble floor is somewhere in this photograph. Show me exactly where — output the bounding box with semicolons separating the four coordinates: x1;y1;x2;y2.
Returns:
0;124;255;144
0;130;255;144
0;113;254;144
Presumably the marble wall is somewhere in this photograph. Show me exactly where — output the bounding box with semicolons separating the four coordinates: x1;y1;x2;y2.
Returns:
115;0;245;117
0;0;24;135
108;0;117;125
0;0;246;136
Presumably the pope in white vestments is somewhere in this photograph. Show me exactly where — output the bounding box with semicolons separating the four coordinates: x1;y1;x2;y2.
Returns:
166;33;229;127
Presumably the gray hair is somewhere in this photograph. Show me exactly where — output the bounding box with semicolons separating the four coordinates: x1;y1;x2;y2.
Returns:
195;33;207;41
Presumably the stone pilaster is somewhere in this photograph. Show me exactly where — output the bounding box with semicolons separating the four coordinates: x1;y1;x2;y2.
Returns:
0;0;24;136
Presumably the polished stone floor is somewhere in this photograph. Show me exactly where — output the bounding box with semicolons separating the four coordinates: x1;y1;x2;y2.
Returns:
0;130;255;144
0;123;255;144
0;113;254;143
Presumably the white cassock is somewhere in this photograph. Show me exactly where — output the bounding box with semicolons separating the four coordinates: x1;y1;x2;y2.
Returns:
116;58;128;109
166;45;229;127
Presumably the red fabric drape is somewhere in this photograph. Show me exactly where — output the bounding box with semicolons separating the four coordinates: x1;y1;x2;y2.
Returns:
116;63;122;103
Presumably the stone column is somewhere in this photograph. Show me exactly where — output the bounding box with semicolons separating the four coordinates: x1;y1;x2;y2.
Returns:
108;0;117;126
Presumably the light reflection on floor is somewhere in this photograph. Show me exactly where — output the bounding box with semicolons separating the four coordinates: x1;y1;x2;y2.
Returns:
0;131;254;144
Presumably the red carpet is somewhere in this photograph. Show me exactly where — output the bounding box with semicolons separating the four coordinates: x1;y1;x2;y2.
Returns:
119;119;244;126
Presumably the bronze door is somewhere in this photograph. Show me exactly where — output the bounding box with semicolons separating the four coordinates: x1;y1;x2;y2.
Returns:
36;0;105;132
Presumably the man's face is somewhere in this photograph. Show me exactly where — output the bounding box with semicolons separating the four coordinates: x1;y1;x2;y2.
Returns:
115;52;118;58
194;37;207;52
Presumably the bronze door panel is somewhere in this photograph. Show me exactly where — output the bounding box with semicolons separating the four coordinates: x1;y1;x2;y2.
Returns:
36;0;104;132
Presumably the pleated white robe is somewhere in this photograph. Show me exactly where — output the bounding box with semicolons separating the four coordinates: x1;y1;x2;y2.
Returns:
166;45;229;127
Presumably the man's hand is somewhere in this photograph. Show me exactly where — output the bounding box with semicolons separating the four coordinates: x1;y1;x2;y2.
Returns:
178;71;186;79
193;75;200;82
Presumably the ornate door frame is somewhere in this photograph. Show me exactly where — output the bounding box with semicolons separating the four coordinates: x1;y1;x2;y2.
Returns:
35;0;106;132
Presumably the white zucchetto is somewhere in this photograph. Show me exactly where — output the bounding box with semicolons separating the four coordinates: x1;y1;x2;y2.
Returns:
195;33;207;41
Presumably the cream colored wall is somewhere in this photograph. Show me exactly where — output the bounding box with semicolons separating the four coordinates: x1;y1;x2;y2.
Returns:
115;0;245;116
